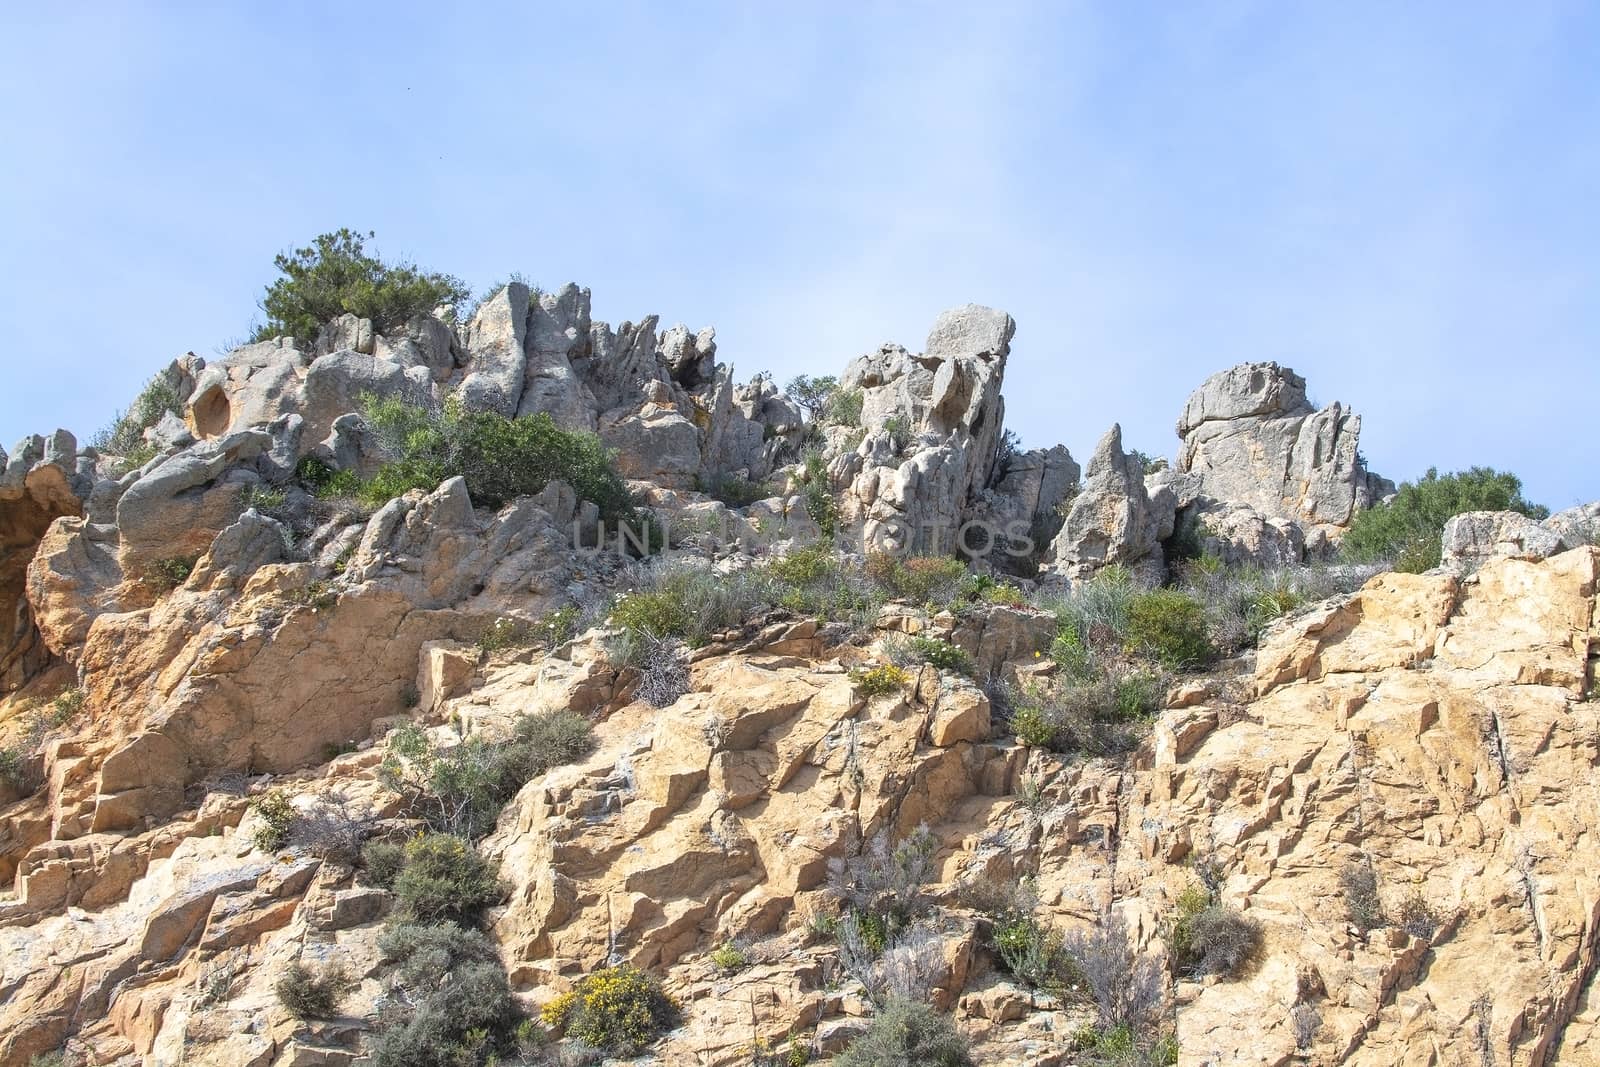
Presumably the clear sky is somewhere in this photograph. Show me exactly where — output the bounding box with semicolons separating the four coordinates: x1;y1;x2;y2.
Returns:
2;3;1596;508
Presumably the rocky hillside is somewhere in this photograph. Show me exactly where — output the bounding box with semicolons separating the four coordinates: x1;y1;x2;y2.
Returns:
0;284;1596;1067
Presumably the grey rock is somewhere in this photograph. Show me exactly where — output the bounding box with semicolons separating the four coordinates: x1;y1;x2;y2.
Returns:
301;350;428;446
1176;361;1390;531
313;313;374;357
187;510;288;590
1184;500;1307;569
456;283;529;417
187;339;309;438
314;413;381;475
518;283;598;430
114;430;273;562
1048;424;1161;578
835;306;1015;553
1544;502;1600;548
1441;510;1567;568
143;412;195;452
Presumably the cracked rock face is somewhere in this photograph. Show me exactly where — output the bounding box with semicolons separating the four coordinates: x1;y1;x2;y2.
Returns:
833;304;1017;554
1176;361;1393;535
1;544;1594;1066
5;286;1600;1066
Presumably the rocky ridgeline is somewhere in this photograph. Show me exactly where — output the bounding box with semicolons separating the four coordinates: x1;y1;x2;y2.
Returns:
0;290;1597;1066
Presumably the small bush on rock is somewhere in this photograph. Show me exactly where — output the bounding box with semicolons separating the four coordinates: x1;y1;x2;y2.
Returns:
850;664;912;698
391;833;501;923
1340;862;1386;932
275;961;354;1019
835;999;973;1067
865;553;970;607
380;713;593;839
1169;883;1262;979
1397;892;1442;943
829;825;938;947
540;966;679;1056
355;396;641;525
371;922;523;1067
903;636;974;676
1064;911;1165;1034
1124;589;1213;669
90;371;184;459
251;228;469;342
250;790;297;852
140;556;197;594
1009;668;1165;756
362;840;407;889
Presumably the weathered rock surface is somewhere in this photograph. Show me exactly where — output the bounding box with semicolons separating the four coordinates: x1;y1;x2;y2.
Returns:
832;305;1017;554
1442;508;1569;569
6;288;1600;1067
1176;361;1392;535
1047;423;1163;579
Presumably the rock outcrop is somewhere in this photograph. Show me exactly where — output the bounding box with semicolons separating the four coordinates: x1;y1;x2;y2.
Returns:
1047;424;1163;580
5;283;1597;1067
831;305;1024;555
1176;361;1392;545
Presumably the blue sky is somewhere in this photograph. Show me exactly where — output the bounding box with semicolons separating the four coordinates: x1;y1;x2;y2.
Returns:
3;3;1596;507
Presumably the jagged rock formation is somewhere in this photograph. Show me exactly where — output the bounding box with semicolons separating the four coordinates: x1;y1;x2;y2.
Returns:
1048;424;1163;580
1175;361;1392;551
831;305;1028;554
4;284;1596;1066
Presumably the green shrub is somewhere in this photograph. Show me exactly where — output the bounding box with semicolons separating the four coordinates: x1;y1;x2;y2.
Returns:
710;941;749;972
240;484;287;512
799;452;837;538
0;746;29;792
251;229;469;343
993;915;1080;992
1124;589;1213;669
539;965;680;1056
250;790;297;852
47;688;85;727
835;999;973;1067
1342;466;1548;573
356;396;641;525
829;826;938;940
26;1053;68;1067
784;374;840;421
903;637;974;676
701;473;772;507
1169;883;1262;978
392;833;501;923
864;553;970;606
275;961;354;1019
477;606;580;653
361;839;407;889
1178;558;1380;653
1009;667;1163;756
1040;565;1138;653
380;712;593;840
371;922;523;1067
850;664;912;698
140;556;197;594
823;388;864;428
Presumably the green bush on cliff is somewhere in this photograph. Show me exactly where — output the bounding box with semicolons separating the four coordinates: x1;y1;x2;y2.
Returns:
250;228;469;343
1342;466;1547;573
353;395;643;525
